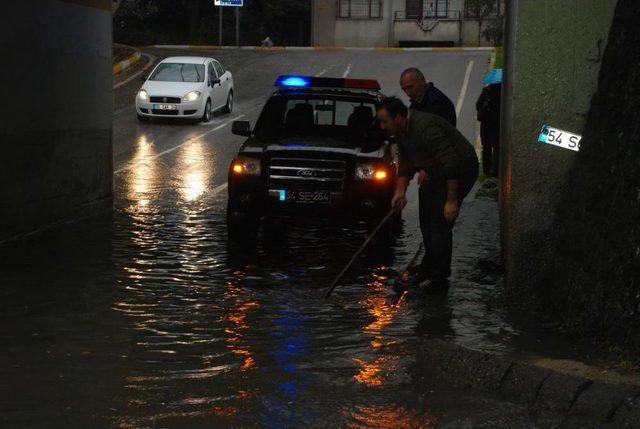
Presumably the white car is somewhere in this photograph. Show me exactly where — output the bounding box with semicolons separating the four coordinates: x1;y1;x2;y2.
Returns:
135;56;234;122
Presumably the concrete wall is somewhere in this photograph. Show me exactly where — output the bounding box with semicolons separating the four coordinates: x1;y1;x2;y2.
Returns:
313;0;337;46
500;0;617;305
548;0;640;346
393;19;460;44
335;17;389;47
461;20;492;47
0;1;114;242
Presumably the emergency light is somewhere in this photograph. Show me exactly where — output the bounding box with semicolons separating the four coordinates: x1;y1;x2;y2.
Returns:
275;75;381;91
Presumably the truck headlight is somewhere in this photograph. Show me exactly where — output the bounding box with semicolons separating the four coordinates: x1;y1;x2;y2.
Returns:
232;156;261;176
355;163;388;181
138;89;148;100
183;91;201;102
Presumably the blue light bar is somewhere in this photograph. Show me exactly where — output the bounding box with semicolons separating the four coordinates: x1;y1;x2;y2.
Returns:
276;75;311;87
274;75;381;91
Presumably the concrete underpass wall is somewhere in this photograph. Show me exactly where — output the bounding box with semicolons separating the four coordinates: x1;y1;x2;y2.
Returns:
549;0;640;346
501;1;617;306
0;1;113;242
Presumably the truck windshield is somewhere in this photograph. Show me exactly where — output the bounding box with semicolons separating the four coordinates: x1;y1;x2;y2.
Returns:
253;95;383;146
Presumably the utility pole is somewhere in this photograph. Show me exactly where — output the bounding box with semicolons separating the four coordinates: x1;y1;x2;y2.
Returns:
218;6;223;46
235;7;240;46
310;0;315;46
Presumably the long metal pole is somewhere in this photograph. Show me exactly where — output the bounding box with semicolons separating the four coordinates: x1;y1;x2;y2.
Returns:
235;7;239;47
218;6;223;46
324;208;397;298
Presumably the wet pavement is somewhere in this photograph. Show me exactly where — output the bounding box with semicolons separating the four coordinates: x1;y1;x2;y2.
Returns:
0;49;568;427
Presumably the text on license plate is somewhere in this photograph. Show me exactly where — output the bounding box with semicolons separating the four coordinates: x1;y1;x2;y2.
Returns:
279;190;331;203
154;103;177;110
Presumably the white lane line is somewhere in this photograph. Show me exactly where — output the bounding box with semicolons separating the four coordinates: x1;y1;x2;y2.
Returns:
113;54;156;90
212;183;228;196
456;60;474;117
342;63;352;78
114;114;245;175
315;68;329;77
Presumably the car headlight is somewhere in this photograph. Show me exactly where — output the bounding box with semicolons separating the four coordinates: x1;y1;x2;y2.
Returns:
183;91;201;102
355;163;388;181
137;89;148;100
231;156;261;176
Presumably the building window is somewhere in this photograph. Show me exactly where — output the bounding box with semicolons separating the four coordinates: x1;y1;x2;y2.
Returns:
425;0;448;18
405;0;449;19
338;0;382;19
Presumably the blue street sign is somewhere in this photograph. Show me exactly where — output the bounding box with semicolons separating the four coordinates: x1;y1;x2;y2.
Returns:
215;0;243;6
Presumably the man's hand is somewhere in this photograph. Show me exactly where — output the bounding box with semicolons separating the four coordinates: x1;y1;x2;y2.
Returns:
417;170;429;188
391;191;408;211
444;199;459;224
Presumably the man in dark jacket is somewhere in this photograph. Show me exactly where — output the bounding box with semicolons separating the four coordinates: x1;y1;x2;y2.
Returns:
475;82;502;176
400;68;457;127
377;97;478;292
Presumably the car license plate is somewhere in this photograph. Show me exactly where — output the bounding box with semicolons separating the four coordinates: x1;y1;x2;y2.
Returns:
279;190;331;204
538;125;581;152
154;103;177;111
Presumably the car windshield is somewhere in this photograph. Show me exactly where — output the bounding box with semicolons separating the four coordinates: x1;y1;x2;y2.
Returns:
253;95;383;147
149;63;205;83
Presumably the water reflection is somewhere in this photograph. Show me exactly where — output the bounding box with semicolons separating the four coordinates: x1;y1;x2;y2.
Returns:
177;141;210;202
348;404;436;429
354;267;399;388
127;134;158;209
223;279;259;373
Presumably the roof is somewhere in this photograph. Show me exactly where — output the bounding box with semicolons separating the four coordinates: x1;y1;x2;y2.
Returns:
159;56;210;65
273;87;382;100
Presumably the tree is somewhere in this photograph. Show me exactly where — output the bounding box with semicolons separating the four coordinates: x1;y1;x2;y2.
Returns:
466;0;498;45
483;15;504;46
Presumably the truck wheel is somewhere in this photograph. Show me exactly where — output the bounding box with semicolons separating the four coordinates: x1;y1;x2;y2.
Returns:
226;201;259;241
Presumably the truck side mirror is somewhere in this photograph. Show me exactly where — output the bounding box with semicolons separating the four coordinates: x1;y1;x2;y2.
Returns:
232;121;251;137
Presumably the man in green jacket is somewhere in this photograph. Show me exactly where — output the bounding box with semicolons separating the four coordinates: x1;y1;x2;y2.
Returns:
377;97;479;292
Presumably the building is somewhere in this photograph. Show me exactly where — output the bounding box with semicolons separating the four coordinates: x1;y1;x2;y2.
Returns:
313;0;503;47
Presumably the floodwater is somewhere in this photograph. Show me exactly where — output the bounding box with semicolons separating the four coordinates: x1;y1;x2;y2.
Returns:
1;140;538;428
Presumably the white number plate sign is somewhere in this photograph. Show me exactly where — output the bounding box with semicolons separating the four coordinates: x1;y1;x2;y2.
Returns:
538;125;581;152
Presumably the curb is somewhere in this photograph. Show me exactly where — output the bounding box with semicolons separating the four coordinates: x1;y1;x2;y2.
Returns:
413;339;640;426
150;45;494;52
113;51;142;75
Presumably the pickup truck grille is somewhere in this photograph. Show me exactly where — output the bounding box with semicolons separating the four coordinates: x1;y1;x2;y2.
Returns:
269;158;346;191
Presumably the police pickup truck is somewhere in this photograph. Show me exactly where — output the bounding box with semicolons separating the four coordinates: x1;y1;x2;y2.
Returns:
227;75;396;232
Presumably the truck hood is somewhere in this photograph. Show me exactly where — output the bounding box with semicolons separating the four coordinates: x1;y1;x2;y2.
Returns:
240;137;387;158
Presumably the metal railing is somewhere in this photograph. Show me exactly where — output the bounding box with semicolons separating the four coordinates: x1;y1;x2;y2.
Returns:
394;9;461;22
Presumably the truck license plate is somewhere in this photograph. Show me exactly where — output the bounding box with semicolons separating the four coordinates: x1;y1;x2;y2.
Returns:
279;190;331;204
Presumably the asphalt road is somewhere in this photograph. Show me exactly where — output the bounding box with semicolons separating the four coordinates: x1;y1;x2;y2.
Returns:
1;49;561;428
112;48;488;195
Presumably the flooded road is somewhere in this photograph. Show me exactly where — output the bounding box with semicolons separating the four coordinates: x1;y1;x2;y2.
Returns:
1;49;550;428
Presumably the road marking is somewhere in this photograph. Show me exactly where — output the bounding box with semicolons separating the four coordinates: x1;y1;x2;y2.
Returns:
113;105;135;117
113;54;156;90
456;60;474;117
114;114;245;175
342;63;352;78
316;68;329;77
212;183;228;196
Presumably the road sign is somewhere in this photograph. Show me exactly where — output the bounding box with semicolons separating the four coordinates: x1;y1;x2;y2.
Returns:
215;0;243;6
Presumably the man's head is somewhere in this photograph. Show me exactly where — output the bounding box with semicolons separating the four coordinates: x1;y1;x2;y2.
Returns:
400;68;428;104
376;96;408;137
